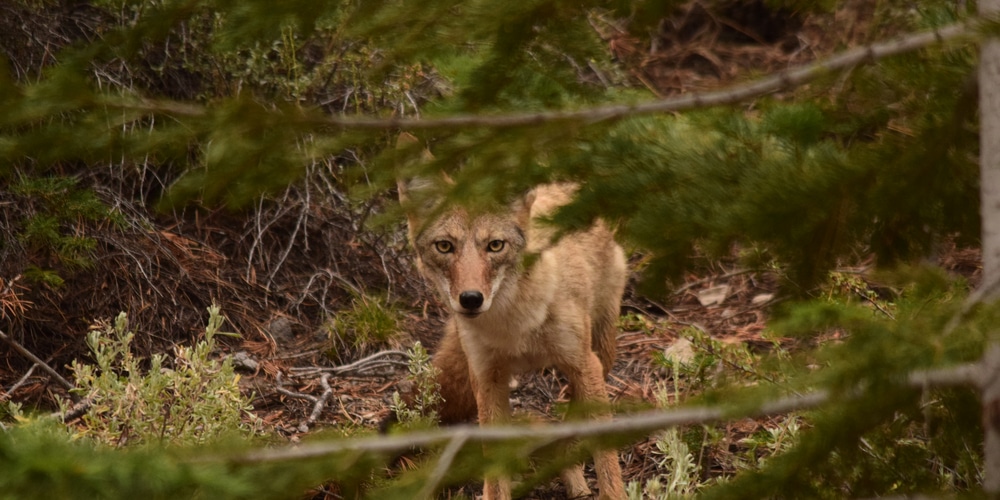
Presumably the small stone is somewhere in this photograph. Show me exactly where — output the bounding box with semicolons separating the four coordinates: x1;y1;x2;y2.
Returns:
268;317;294;344
697;285;730;307
663;338;696;366
232;351;259;372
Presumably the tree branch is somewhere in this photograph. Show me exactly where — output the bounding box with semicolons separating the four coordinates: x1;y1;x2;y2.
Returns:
2;363;38;399
288;349;411;377
417;429;470;499
227;362;979;465
113;20;976;131
0;328;76;393
275;372;334;433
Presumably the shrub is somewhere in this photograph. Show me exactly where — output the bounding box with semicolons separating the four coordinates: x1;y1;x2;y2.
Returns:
389;342;442;429
67;305;260;447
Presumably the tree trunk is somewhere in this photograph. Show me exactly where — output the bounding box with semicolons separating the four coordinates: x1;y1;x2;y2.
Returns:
980;0;1000;494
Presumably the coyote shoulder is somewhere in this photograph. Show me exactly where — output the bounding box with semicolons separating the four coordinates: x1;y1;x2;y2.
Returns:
399;175;627;500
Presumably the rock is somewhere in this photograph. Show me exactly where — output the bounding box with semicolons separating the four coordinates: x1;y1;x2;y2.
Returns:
663;337;697;366
697;285;730;307
232;351;258;372
268;317;294;344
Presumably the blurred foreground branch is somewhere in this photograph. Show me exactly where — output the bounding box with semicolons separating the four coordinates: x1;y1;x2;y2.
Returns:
228;362;979;465
117;20;976;131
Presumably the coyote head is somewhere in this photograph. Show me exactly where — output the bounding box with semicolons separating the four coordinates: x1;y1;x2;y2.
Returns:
398;180;534;318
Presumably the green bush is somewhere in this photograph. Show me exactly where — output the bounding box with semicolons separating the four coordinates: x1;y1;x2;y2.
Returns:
67;305;260;447
389;342;442;429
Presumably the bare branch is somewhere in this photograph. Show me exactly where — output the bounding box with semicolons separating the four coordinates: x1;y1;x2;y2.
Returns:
275;372;335;433
909;363;981;388
0;328;76;393
3;363;38;399
418;429;470;500
288;349;411;377
56;396;94;423
229;392;822;464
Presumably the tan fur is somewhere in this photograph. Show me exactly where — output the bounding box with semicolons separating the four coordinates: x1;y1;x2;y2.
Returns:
399;175;627;500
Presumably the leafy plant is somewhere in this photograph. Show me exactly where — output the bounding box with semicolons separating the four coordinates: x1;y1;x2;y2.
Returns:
67;305;260;447
628;427;702;499
389;342;442;429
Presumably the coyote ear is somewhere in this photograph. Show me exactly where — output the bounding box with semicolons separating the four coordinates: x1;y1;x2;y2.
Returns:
396;133;437;245
512;188;537;229
397;177;438;245
396;132;435;162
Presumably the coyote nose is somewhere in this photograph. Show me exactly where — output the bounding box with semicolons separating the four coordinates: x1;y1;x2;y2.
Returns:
459;291;484;310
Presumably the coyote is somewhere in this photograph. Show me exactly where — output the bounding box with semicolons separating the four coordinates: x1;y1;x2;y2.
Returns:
398;164;627;500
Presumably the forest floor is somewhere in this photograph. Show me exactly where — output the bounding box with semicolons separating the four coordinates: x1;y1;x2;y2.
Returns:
0;1;980;498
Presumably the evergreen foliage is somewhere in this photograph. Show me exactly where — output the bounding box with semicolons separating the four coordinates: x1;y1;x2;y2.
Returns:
0;0;996;497
4;175;121;287
699;268;987;497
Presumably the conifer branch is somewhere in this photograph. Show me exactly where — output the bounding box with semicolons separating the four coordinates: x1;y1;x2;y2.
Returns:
112;20;976;130
418;429;470;499
229;362;978;465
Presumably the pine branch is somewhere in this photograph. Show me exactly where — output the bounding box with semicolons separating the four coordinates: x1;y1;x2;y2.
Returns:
418;429;470;499
226;362;978;465
108;20;976;130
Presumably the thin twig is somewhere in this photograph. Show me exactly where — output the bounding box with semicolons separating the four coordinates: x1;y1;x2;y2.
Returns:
288;349;411;377
266;184;311;289
229;392;827;464
0;327;76;393
305;374;334;428
672;268;755;295
275;372;335;432
3;363;38;399
943;274;1000;336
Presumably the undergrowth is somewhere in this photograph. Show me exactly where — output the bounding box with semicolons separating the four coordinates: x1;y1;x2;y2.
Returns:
326;292;402;362
628;266;984;499
389;342;442;430
65;305;261;447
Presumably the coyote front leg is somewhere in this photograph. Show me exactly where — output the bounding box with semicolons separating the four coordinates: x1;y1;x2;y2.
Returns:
562;349;625;500
471;359;514;500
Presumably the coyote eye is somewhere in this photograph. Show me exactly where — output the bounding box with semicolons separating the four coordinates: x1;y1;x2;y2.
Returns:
486;240;505;252
433;241;454;253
